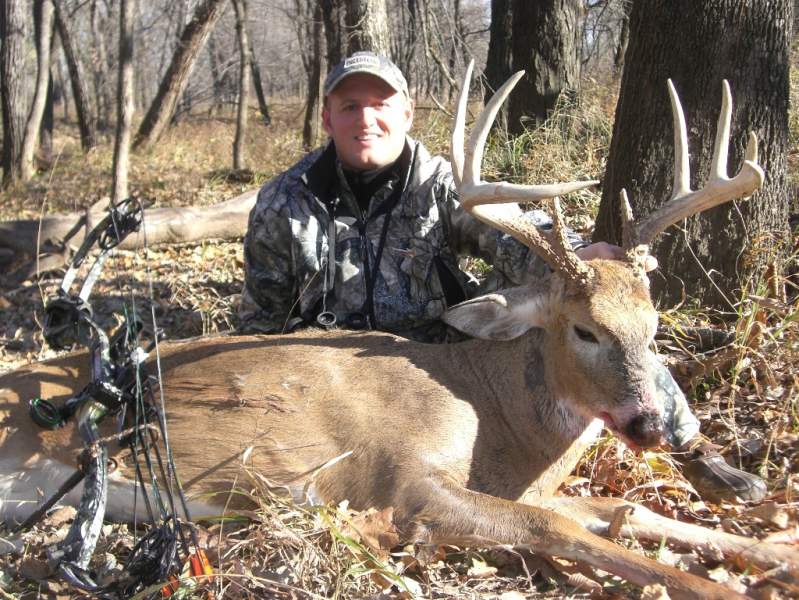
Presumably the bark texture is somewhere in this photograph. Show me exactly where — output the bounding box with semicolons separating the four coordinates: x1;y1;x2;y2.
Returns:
133;0;226;151
594;0;791;309
1;0;26;188
321;0;343;70
20;0;53;181
297;0;323;150
232;0;251;170
249;36;271;125
345;0;390;55
508;0;582;134
112;0;136;203
90;0;112;129
484;0;513;101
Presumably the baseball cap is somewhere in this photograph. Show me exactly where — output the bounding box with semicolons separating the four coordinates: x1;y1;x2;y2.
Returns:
324;51;409;98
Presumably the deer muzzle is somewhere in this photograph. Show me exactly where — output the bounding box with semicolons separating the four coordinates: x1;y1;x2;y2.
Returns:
623;412;663;449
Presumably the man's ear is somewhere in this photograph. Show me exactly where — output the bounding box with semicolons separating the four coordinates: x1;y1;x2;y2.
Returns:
322;105;333;136
442;286;548;341
404;99;414;132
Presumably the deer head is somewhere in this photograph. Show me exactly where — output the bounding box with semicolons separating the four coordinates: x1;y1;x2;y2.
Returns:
443;62;764;449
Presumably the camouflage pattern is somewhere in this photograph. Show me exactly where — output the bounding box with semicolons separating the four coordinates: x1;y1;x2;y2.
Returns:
240;137;583;341
651;352;700;447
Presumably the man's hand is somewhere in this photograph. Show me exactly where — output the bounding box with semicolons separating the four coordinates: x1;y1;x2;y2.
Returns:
575;242;658;272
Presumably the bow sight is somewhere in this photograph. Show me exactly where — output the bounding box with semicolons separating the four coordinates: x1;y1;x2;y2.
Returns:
23;198;209;598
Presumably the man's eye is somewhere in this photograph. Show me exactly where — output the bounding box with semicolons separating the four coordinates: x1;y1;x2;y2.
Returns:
574;326;598;344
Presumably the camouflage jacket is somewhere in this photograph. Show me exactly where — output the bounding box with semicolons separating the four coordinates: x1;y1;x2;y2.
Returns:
240;137;585;342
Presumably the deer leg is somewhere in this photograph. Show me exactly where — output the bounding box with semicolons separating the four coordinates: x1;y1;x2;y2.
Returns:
0;455;222;527
539;496;799;571
0;457;86;526
396;476;744;600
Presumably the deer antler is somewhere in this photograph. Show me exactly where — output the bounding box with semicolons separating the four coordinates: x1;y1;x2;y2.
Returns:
620;79;765;271
452;61;600;288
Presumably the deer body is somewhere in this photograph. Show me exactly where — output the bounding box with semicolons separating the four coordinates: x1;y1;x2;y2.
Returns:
2;273;613;524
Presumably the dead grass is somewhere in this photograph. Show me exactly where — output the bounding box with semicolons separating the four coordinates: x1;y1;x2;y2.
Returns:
1;87;798;599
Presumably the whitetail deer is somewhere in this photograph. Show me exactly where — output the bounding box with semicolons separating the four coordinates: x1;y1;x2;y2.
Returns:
1;64;794;599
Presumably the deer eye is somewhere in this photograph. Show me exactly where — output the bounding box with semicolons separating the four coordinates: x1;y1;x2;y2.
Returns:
574;325;598;344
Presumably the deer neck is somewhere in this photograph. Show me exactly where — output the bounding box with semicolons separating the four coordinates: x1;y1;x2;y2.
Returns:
443;329;598;501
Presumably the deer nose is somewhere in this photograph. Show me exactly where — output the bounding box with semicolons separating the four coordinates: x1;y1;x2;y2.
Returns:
624;412;663;448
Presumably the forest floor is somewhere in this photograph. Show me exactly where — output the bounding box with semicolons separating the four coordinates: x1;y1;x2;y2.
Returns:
0;87;798;599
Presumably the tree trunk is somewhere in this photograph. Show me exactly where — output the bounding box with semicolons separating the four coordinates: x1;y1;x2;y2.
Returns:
345;0;390;55
395;0;417;92
248;37;271;125
594;0;791;309
40;72;54;165
508;0;582;134
90;0;112;130
485;0;513;102
54;46;70;122
1;0;26;189
301;1;323;151
207;30;224;116
794;0;799;39
133;0;226;152
232;0;250;171
321;0;343;70
613;0;631;77
53;0;96;150
112;0;136;203
20;0;54;182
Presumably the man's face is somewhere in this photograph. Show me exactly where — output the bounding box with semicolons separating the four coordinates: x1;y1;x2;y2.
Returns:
323;73;413;171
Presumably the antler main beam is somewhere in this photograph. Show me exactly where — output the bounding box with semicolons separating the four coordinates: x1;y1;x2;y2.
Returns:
622;79;765;253
452;61;599;287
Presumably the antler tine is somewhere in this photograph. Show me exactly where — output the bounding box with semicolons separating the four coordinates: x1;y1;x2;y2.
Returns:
451;60;472;190
451;62;596;287
668;79;691;201
453;61;599;207
619;188;649;280
619;188;635;251
463;67;525;190
627;79;765;249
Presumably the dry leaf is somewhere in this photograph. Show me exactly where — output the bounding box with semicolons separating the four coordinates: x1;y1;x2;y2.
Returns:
348;506;400;558
707;565;730;583
466;556;497;579
747;502;791;530
641;583;671;600
19;557;53;581
566;571;602;594
608;504;635;538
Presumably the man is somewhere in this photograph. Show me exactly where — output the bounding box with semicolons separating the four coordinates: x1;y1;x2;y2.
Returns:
240;51;765;503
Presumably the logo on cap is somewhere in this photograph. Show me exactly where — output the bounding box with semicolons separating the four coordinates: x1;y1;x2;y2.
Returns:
344;55;380;70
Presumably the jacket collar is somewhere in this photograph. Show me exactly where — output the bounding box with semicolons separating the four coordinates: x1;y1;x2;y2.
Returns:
300;136;419;210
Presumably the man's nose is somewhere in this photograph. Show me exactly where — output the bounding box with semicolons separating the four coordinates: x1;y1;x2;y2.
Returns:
355;107;377;125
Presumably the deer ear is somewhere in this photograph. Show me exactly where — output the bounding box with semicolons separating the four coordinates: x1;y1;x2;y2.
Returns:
443;288;546;341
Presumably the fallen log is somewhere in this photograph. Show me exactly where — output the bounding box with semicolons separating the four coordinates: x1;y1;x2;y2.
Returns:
0;188;258;274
